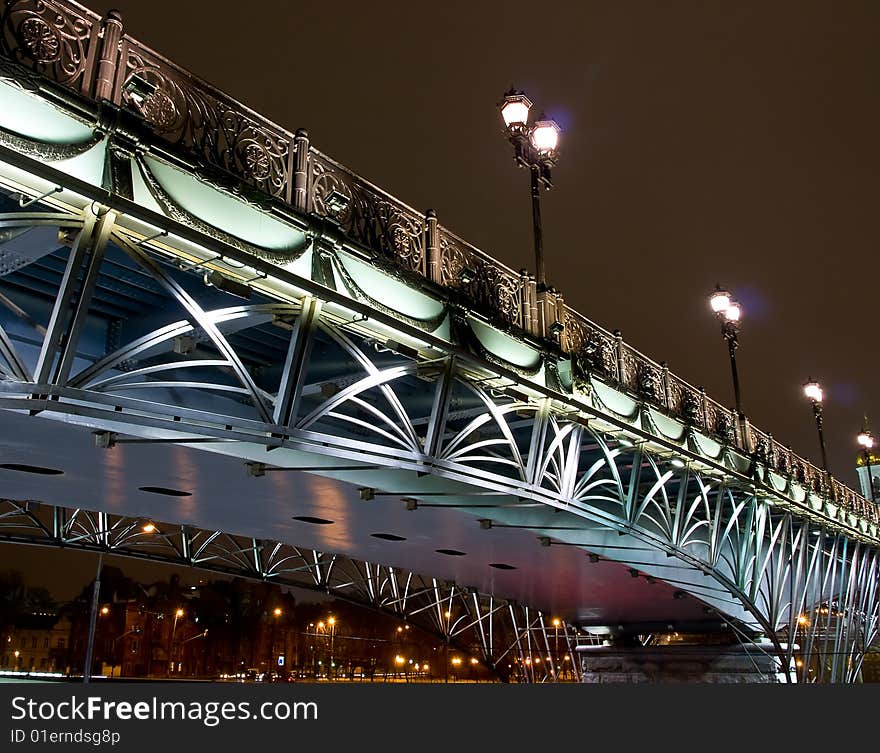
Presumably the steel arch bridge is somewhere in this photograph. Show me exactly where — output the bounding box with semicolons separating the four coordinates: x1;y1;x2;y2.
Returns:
0;498;591;683
0;0;878;683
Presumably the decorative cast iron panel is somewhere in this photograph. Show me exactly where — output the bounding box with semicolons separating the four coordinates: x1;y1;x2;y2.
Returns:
0;0;99;94
310;151;425;275
439;228;522;328
116;37;292;202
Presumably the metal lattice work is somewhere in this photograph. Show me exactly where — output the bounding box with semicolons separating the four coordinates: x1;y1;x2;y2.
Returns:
0;203;877;681
0;498;589;683
2;203;877;679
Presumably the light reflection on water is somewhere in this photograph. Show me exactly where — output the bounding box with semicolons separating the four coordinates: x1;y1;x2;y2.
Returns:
102;440;125;510
267;469;354;552
172;445;197;520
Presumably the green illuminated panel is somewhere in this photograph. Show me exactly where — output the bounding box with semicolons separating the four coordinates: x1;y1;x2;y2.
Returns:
0;80;94;143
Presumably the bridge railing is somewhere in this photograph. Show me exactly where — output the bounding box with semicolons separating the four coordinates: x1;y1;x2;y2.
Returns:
435;226;527;331
562;306;740;440
307;149;427;277
113;29;295;204
0;0;102;97
562;302;877;523
0;0;876;527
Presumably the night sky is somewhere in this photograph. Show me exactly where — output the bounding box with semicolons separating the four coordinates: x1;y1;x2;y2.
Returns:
76;0;878;488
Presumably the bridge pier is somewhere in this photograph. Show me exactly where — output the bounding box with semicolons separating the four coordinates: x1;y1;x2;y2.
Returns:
577;644;786;684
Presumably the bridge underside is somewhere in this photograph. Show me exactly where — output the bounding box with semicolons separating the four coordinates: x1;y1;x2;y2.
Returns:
0;176;756;636
0;410;718;633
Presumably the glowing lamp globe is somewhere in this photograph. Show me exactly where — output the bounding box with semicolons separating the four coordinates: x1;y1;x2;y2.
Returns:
803;381;823;403
531;119;561;153
724;301;742;322
500;91;532;129
709;288;731;313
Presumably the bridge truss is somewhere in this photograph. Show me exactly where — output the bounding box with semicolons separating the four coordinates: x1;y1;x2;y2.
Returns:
0;497;588;683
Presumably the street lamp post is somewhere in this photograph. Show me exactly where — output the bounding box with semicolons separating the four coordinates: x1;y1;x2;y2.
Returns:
327;616;336;679
178;630;208;677
307;622;316;678
552;618;560;680
82;552;104;684
110;627;141;679
86;521;155;681
709;286;744;420
316;620;325;677
857;421;876;502
499;89;561;290
168;607;184;676
442;610;452;684
269;607;283;678
803;379;829;473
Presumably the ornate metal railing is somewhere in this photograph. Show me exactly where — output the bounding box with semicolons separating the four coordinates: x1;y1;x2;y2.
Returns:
0;0;101;95
0;0;876;526
564;305;740;441
113;34;293;202
437;227;526;329
309;149;426;276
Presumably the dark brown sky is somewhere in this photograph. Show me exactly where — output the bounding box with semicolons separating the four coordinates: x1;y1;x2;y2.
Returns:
83;0;879;487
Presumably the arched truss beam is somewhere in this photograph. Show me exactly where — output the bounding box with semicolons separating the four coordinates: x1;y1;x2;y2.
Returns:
0;498;591;683
0;203;879;683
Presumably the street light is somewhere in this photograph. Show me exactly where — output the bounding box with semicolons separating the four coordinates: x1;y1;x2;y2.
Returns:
269;607;283;677
109;627;142;679
709;285;744;419
803;378;829;472
857;420;876;502
178;630;208;677
84;525;156;683
551;618;561;678
82;552;106;684
450;655;462;681
307;622;316;678
499;88;561;290
169;608;185;675
327;617;336;678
